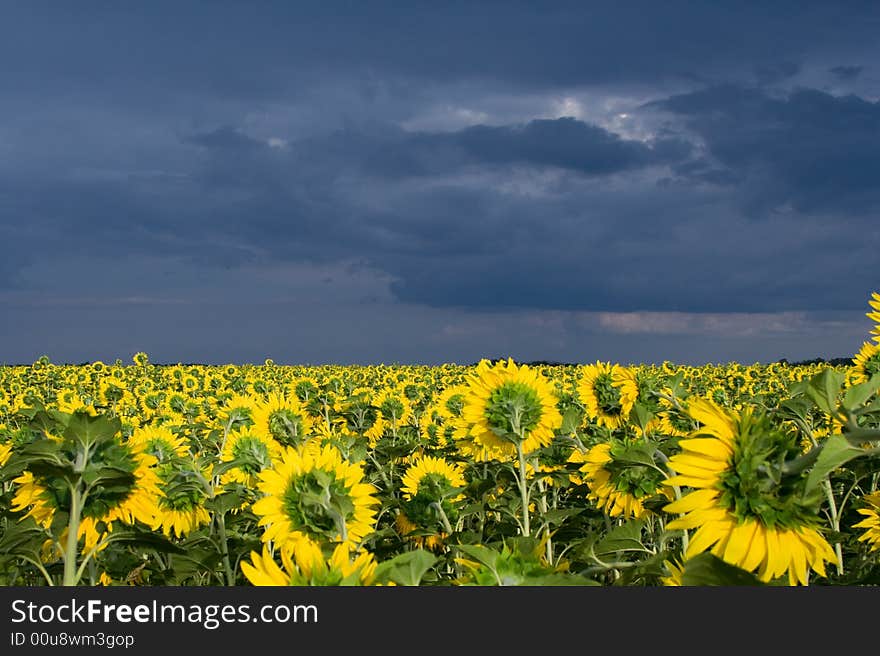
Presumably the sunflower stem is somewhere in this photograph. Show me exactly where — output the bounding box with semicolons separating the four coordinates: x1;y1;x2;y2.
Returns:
515;440;531;537
19;555;55;586
822;477;844;575
656;450;689;552
62;483;83;586
74;535;110;584
214;510;235;586
431;501;455;536
536;476;553;564
367;452;392;491
204;435;236;587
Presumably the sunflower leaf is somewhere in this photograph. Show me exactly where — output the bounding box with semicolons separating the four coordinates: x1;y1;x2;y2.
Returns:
0;517;48;555
843;376;880;412
804;433;866;494
805;369;845;417
541;508;583;526
63;413;122;451
593;519;648;556
680;553;763;586
373;549;437;586
630;403;654;435
103;526;187;554
525;573;600;586
560;407;582;435
453;544;499;570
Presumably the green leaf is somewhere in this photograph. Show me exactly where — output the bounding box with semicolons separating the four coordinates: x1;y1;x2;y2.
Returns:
524;573;600;586
839;429;880;445
778;398;812;423
787;380;810;398
665;372;686;397
27;409;69;435
373;549;437;586
208;459;244;477
861;396;880;415
205;490;248;515
454;544;499;570
609;442;659;468
845;382;880;412
82;466;136;489
560;407;581;435
0;518;49;555
593;519;648;556
540;508;583;527
805;369;845;417
63;413;122;449
630;403;654;435
680;553;763;586
844;376;880;412
804;433;868;493
103;526;187;554
165;543;224;582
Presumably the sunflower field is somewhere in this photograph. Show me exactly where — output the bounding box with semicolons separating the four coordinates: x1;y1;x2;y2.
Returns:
1;293;879;587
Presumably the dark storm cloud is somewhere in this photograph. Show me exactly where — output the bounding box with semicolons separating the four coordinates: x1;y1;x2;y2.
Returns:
187;117;690;181
3;1;879;101
452;119;690;174
2;1;879;364
650;86;880;216
754;61;801;86
829;65;864;81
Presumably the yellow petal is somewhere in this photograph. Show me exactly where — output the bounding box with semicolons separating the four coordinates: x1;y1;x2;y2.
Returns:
723;520;758;569
679;437;734;460
762;528;787;582
664;474;717;489
668;455;728;476
685;520;728;558
740;522;767;573
664;488;721;515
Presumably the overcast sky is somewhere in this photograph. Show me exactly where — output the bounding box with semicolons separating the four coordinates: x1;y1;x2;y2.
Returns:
1;1;878;366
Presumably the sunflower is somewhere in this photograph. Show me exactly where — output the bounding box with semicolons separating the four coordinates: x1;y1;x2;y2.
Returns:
128;425;190;463
456;358;562;460
418;408;446;448
373;388;415;435
0;440;12;467
242;538;378;586
705;384;731;407
11;440;160;551
656;391;693;437
400;455;466;501
663;398;837;585
291;377;320;404
151;460;212;538
216;393;260;430
394;511;446;551
252;394;314;447
99;379;134;409
180;374;201;394
576;439;672;519
420;384;467;448
867;291;880;344
253;444;379;553
577;362;638;430
435;384;468;420
850;341;880;385
55;391;97;417
219;427;282;488
853;491;880;553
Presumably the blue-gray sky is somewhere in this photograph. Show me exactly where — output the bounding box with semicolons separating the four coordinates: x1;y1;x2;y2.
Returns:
1;1;878;366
